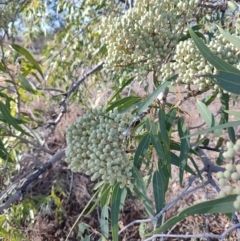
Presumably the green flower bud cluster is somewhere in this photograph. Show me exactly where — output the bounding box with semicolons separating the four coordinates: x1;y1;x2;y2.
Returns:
161;34;240;92
65;109;135;188
100;0;199;79
222;140;240;159
217;163;240;209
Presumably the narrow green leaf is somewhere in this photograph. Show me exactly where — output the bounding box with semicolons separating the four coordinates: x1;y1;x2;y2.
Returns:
197;100;222;136
170;152;195;175
215;137;224;149
133;187;154;217
159;163;169;193
206;71;240;95
109;76;135;103
153;170;165;214
224;110;240;118
111;184;127;241
18;75;38;94
217;25;240;51
151;195;238;234
106;96;141;112
158;108;170;171
11;44;44;78
228;127;236;144
178;119;190;185
219;93;229;125
183;120;240;138
100;206;109;238
188;155;203;180
0;62;5;72
165;108;177;132
150;125;165;164
227;1;239;12
202;138;210;147
216;152;224;165
136;75;177;115
132;167;154;217
189;27;239;73
202;92;217;106
158;108;169;147
134;134;151;169
0;102;28;135
100;184;111;208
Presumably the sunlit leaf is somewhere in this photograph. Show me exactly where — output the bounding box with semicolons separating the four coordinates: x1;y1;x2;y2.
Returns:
136;75;177;115
111;184;127;241
197;100;222;136
100;206;109;238
106;96;141;112
189;27;240;73
18;75;38;94
0;102;29;135
183;120;240;138
0;62;5;72
100;184;111;208
217;25;240;51
151;195;238;235
11;44;44;78
224;110;240;118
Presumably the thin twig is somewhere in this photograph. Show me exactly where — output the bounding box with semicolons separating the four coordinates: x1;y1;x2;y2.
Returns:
0;149;65;212
143;223;240;241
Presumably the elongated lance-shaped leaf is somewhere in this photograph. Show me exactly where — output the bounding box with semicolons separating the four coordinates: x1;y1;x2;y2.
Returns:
159;108;169;147
158;108;171;173
178;119;190;186
153;170;165;215
106;96;141;112
111;184;127;241
219;93;229;125
136;75;177;115
134;187;155;218
0;62;5;71
224;110;240;118
100;206;109;239
206;71;240;94
0;101;29;135
134;133;151;169
183;120;240;138
11;44;44;78
228;127;236;144
18;75;38;94
189;28;240;94
202;92;217;106
189;27;240;73
108;76;135;103
165;108;177;132
170;152;195;175
100;184;111;208
217;25;240;51
148;120;166;165
197;100;222;137
149;195;238;235
132;167;154;217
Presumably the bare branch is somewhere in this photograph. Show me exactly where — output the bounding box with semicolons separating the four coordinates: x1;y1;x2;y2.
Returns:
0;150;65;212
